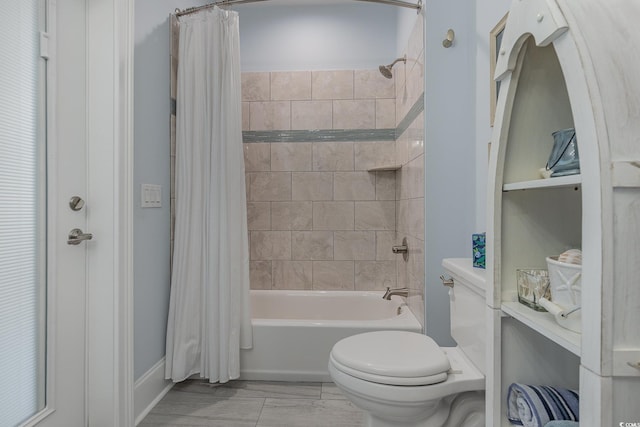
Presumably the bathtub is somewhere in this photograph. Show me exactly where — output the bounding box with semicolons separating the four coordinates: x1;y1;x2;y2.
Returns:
239;290;422;382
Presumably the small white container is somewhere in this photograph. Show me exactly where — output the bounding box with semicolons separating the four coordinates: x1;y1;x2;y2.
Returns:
544;256;581;333
546;256;581;309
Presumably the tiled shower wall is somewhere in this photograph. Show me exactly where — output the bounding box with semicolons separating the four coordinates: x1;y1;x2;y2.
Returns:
241;70;399;291
169;13;425;326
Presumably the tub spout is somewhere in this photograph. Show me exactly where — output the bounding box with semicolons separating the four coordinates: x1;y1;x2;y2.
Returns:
383;287;409;300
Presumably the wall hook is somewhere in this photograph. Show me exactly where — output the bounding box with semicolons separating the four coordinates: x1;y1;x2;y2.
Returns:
442;29;455;48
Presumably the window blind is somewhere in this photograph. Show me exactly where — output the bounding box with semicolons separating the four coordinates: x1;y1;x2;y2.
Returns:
0;1;47;425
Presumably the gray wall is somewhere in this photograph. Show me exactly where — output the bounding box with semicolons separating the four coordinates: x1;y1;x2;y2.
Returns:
134;0;206;380
238;3;399;71
421;0;511;345
423;0;477;345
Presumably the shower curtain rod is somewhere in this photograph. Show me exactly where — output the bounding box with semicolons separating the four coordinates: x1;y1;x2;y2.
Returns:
175;0;422;17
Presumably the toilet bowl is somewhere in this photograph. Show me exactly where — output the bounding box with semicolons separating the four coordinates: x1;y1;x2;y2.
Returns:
328;258;487;427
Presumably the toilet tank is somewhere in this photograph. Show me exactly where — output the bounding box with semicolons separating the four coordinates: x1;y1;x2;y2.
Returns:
442;258;486;375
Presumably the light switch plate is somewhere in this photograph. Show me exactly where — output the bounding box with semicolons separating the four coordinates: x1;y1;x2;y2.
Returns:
141;184;162;208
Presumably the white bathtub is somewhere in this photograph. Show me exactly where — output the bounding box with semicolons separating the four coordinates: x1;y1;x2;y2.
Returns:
239;290;422;382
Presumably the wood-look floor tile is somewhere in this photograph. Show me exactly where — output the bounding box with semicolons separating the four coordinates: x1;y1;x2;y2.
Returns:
320;382;348;400
256;398;364;427
139;412;257;427
210;380;322;399
147;391;263;424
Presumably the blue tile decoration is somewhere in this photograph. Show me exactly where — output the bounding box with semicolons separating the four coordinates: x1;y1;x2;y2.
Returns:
472;233;486;269
242;129;395;143
241;93;424;144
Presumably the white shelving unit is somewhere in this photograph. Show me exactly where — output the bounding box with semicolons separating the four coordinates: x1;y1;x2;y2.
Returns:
485;1;640;426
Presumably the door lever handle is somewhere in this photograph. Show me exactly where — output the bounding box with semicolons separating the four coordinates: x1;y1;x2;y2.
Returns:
67;228;93;245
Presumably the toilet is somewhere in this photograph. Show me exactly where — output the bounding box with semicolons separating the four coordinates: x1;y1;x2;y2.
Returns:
328;259;486;427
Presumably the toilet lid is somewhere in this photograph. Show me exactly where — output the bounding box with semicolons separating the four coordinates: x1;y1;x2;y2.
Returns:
330;331;451;386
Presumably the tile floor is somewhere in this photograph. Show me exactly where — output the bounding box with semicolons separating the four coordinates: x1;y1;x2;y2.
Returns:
139;380;365;427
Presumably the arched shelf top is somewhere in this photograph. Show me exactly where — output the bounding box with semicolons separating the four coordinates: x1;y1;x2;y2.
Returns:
495;0;567;81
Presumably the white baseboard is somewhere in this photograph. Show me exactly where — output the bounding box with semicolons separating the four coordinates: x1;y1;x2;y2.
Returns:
134;357;173;425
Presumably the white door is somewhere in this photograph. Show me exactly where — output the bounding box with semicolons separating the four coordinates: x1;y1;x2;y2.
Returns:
1;1;134;425
38;0;90;425
0;1;89;426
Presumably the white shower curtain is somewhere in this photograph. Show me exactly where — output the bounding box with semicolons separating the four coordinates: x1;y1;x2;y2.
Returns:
165;6;252;384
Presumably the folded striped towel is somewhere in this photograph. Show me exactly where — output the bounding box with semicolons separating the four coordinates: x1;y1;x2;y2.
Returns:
507;383;579;427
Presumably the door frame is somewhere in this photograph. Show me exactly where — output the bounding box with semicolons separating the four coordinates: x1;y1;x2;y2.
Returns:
85;0;135;425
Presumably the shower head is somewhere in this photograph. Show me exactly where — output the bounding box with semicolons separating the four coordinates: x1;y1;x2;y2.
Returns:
378;55;406;79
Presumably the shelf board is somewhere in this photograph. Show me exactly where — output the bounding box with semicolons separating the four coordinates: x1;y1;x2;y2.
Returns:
367;164;402;172
502;174;581;192
501;301;581;356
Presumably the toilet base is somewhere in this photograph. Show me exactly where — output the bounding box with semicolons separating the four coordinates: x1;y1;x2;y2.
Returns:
361;391;485;427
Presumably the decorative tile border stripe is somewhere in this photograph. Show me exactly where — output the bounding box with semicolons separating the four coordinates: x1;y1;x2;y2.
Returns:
241;93;424;144
242;128;396;143
395;93;425;140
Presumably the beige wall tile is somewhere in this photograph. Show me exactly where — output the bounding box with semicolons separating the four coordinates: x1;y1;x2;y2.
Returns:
271;143;312;172
242;102;250;131
406;50;424;110
272;260;313;290
397;199;424;240
397;199;409;236
376;231;397;261
354;69;395;99
247;202;271;230
291;231;333;260
313;201;354;230
398;154;424;200
250;231;291;260
406;236;424;288
248;172;291;201
333;172;375;201
396;86;410;129
291;172;333;201
291;101;333;130
334;231;375;261
376;99;396;129
375;171;396;201
242;72;270;101
244;143;270;172
271;201;312;230
408;112;425;161
395;134;409;166
333;100;375;130
396;256;408;289
355;260;397;290
312;142;354;171
407;197;425;240
271;71;311;101
355;201;395;230
312;261;354;290
250;101;291;131
312;70;354;100
250;261;272;289
354;141;396;171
